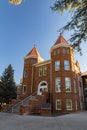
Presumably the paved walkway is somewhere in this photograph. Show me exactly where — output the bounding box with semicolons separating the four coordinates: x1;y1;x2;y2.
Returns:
0;112;87;130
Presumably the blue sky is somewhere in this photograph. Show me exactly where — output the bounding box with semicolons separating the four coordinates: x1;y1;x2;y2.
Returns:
0;0;87;84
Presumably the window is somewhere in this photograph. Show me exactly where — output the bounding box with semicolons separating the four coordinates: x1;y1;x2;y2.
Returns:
54;50;56;55
23;85;27;94
63;48;66;54
65;77;71;92
64;60;70;70
56;99;61;110
39;67;43;77
66;99;72;110
43;66;47;76
55;60;60;71
30;59;36;64
24;69;28;78
66;49;69;54
39;66;47;77
55;77;61;92
58;49;60;54
63;48;69;54
33;59;36;64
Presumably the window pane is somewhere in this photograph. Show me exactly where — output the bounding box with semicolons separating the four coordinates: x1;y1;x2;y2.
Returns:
43;66;47;76
24;69;28;78
66;99;72;110
58;49;60;54
64;60;70;70
65;77;71;92
55;61;60;71
55;77;61;92
54;50;56;55
66;49;69;54
39;67;43;76
63;48;66;54
56;99;61;110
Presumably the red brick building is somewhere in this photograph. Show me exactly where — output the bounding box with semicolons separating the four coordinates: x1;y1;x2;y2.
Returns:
19;34;83;114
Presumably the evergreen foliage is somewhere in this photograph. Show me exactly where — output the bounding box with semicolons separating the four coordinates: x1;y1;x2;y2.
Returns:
0;64;17;104
51;0;87;53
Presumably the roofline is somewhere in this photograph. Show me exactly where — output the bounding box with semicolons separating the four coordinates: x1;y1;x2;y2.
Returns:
33;60;51;67
81;71;87;76
24;55;38;60
50;43;73;53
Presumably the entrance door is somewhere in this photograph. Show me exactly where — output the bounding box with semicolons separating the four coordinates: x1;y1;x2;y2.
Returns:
37;81;48;95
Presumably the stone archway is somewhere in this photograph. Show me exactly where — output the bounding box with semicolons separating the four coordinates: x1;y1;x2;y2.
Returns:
37;81;48;95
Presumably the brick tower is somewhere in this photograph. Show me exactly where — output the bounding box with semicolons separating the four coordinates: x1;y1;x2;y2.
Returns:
50;33;83;113
20;45;44;98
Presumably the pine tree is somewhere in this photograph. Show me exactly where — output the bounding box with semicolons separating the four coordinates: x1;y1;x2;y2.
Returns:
0;64;17;104
51;0;87;53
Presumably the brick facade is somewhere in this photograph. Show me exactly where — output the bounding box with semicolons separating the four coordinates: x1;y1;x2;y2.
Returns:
19;34;83;115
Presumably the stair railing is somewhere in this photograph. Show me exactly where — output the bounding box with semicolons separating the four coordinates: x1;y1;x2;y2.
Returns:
12;91;37;113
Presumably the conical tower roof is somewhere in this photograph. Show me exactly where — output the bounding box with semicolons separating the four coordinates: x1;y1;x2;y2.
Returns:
26;44;40;57
25;44;44;62
50;33;70;52
54;33;68;45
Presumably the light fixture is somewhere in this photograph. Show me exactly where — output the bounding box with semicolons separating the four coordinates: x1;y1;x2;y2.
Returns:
9;0;22;5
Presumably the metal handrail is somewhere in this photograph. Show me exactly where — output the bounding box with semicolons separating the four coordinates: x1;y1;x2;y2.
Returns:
12;91;37;113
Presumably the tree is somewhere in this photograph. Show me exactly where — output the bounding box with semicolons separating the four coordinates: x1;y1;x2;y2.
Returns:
0;64;17;104
51;0;87;53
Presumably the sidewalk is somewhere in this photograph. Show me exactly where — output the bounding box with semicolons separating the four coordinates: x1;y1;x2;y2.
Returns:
0;112;87;130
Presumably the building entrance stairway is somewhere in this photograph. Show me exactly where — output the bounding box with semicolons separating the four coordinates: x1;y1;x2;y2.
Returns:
2;92;51;116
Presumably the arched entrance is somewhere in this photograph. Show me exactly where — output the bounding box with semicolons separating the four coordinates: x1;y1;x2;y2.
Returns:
37;81;48;95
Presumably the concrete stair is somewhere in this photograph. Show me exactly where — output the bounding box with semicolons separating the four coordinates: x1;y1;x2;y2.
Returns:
12;95;35;113
20;92;51;115
3;92;51;116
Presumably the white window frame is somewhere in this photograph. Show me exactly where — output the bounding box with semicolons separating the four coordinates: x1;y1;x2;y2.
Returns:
66;99;72;110
64;60;70;70
65;77;71;92
55;60;60;71
55;77;61;92
56;99;61;110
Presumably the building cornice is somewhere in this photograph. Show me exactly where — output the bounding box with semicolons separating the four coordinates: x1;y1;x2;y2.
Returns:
50;43;73;53
24;55;38;60
34;60;51;67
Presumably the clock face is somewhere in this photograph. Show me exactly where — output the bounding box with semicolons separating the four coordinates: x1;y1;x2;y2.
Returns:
9;0;22;5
